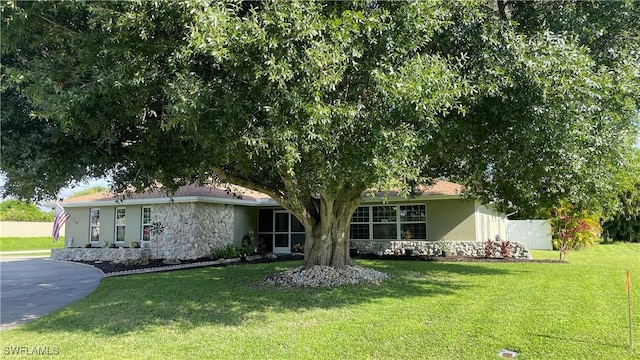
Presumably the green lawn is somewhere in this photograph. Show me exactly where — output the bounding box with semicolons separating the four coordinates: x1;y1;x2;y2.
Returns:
1;243;638;359
0;237;65;252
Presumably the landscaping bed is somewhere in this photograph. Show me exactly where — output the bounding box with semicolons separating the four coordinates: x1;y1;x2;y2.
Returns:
77;253;305;274
77;253;564;274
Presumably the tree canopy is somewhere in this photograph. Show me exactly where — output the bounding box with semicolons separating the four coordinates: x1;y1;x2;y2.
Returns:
1;1;638;266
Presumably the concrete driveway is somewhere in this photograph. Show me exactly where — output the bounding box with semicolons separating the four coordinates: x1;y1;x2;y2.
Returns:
0;256;103;331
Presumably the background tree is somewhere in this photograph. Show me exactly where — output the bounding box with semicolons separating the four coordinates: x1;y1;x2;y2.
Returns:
0;200;54;222
2;1;638;268
602;148;640;242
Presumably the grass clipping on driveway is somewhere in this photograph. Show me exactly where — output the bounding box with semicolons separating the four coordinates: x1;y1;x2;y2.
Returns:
2;243;639;359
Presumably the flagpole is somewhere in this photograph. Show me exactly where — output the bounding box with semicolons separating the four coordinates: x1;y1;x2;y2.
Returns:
67;213;79;224
56;203;78;224
52;203;75;242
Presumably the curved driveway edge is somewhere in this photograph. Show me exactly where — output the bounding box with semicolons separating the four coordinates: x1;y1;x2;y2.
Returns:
0;257;103;331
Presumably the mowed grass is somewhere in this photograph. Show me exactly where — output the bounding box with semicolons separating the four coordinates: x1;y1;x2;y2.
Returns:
0;237;64;251
1;243;638;359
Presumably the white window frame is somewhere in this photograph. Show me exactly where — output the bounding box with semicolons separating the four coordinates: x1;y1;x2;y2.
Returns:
349;206;371;240
350;204;427;241
89;208;100;243
398;204;427;240
114;207;126;243
372;205;398;240
141;206;152;243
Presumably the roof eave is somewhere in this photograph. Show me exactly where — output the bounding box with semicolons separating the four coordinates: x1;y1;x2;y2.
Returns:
359;194;465;203
57;196;263;208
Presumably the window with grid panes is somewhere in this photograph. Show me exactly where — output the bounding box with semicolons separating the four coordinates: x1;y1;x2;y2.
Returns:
350;206;370;240
372;205;397;239
350;204;427;240
141;207;152;242
400;205;426;239
115;208;126;242
89;208;100;242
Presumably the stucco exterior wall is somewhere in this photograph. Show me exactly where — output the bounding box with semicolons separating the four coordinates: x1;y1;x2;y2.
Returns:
64;207;89;247
426;199;476;241
64;206;146;247
123;205;143;244
476;204;507;242
233;206;258;245
100;208;115;244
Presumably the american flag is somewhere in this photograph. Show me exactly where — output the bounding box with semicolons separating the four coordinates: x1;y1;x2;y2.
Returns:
52;204;70;242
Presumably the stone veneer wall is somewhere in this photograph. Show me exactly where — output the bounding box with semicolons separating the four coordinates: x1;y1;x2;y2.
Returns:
350;240;531;259
52;248;151;263
151;202;235;260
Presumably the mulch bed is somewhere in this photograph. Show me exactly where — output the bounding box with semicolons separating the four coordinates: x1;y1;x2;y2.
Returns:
78;253;304;274
77;253;564;275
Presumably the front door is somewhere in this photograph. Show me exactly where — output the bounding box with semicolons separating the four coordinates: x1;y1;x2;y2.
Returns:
258;208;306;254
273;211;290;254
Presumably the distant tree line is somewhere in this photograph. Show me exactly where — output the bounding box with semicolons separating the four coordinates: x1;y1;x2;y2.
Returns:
0;200;54;222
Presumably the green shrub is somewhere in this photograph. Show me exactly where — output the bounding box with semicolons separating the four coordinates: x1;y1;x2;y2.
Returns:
239;244;254;256
211;248;226;260
212;244;240;260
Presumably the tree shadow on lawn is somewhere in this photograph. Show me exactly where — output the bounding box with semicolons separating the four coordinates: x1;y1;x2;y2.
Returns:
22;260;522;336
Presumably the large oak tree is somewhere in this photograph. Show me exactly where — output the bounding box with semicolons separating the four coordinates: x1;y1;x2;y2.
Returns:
2;1;638;267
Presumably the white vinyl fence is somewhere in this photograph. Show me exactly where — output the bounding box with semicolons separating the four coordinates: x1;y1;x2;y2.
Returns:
507;220;552;250
0;221;61;238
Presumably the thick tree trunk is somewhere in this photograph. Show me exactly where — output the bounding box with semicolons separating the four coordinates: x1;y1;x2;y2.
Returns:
303;197;360;268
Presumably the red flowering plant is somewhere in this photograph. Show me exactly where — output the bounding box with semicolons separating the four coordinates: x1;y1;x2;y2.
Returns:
484;239;494;257
550;202;601;260
500;240;511;258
